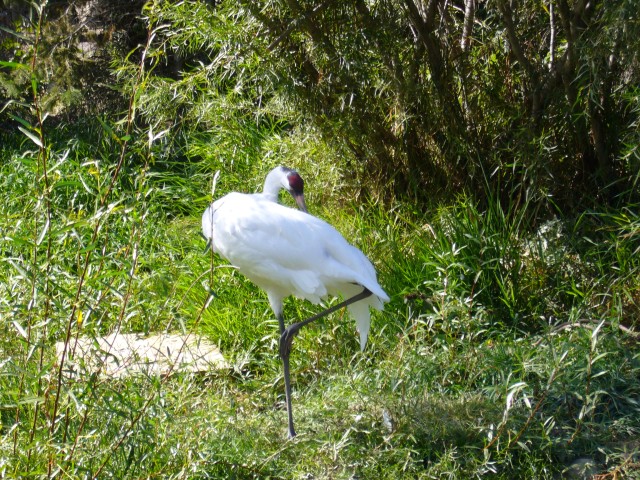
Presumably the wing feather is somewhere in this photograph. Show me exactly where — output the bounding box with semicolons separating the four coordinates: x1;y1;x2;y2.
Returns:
203;192;388;304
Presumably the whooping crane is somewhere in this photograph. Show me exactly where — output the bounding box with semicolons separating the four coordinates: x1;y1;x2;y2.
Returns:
202;166;389;438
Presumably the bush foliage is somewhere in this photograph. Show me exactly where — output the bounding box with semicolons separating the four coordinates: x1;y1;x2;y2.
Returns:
0;1;639;478
3;0;640;207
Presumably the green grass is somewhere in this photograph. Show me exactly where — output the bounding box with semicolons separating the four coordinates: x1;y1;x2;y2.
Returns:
2;3;639;476
1;122;639;479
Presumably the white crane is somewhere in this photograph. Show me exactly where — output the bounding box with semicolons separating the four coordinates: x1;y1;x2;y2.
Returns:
202;166;389;438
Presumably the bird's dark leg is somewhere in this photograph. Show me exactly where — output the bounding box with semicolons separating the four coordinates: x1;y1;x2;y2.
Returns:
278;288;373;438
276;313;286;336
276;312;296;438
280;288;373;359
281;349;297;438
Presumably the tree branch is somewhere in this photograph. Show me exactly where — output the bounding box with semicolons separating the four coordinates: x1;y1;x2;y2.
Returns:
267;0;333;52
548;0;555;70
461;0;475;52
496;0;534;76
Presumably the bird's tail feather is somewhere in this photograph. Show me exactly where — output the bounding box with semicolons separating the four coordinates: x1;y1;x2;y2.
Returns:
347;301;371;351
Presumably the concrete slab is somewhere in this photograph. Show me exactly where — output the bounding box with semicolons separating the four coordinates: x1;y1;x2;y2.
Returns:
55;332;228;378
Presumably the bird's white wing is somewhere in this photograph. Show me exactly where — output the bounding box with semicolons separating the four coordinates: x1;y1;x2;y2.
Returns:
302;219;389;302
203;192;388;303
205;193;327;301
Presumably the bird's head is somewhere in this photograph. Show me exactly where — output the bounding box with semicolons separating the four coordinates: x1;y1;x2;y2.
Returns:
264;166;308;213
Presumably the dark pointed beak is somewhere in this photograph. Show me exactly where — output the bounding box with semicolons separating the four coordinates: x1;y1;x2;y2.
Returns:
292;193;308;213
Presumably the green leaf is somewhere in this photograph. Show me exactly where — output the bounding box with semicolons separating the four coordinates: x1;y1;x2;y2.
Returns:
36;218;50;246
0;25;30;42
0;60;27;69
18;126;43;148
13;320;28;339
98;117;121;142
9;114;33;130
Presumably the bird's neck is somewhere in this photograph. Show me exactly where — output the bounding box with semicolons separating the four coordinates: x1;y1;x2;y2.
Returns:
262;176;281;202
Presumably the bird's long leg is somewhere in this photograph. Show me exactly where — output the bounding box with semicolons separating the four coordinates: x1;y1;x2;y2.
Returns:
282;347;297;438
276;312;296;438
276;313;286;336
280;288;373;359
279;287;373;438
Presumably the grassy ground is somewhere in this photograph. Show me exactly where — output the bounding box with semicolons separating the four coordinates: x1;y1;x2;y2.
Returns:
0;123;639;479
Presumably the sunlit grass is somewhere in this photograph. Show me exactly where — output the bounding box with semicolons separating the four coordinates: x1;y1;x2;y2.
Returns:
2;1;639;476
1;122;639;479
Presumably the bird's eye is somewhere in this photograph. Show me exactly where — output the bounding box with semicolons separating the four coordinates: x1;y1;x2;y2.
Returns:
287;173;304;194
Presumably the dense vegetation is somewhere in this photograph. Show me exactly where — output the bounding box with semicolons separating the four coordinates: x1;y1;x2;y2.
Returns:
1;1;639;478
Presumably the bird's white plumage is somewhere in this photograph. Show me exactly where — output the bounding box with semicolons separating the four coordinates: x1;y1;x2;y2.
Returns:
202;188;388;350
202;166;388;437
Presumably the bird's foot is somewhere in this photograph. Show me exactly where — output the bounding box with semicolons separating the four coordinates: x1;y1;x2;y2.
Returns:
279;323;300;359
